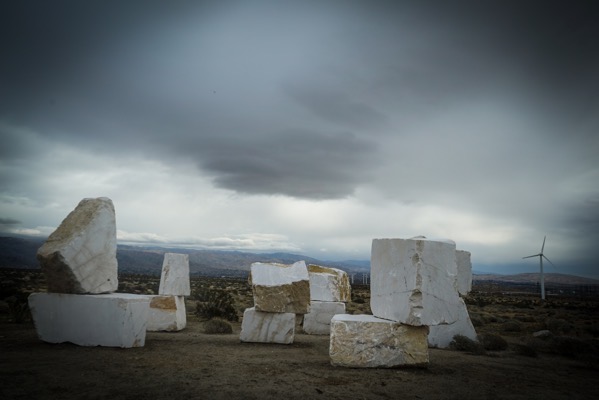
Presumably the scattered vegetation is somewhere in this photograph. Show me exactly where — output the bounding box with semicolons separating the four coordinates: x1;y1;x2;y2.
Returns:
6;295;30;323
193;287;239;322
449;335;485;355
203;318;233;334
478;333;508;351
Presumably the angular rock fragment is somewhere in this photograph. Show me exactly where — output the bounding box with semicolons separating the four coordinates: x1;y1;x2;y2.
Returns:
329;314;429;368
250;261;310;314
370;237;462;326
308;264;351;302
159;253;190;296
28;292;150;347
428;298;477;348
303;301;345;335
36;197;118;294
147;295;186;332
456;250;473;296
239;307;295;344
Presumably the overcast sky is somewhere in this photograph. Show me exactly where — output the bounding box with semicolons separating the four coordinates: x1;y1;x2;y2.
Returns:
1;1;598;277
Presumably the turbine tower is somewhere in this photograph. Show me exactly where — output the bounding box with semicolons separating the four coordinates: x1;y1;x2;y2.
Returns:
522;236;556;300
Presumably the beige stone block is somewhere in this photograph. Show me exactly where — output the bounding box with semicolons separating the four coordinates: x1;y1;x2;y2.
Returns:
240;307;295;344
250;261;310;314
147;295;186;332
308;264;351;302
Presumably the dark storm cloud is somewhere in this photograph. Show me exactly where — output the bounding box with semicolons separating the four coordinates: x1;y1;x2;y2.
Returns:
0;218;21;225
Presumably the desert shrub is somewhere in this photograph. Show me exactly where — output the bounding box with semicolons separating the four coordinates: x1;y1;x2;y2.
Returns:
545;318;573;334
449;335;485;355
353;297;365;304
478;333;508;351
502;320;522;332
469;313;484;327
549;336;591;358
203;318;233;334
6;295;30;323
515;315;536;323
512;343;538;357
193;288;238;321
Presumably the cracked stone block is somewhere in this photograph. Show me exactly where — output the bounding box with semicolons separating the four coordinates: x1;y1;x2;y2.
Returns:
329;314;429;368
28;292;150;347
240;307;295;344
159;253;190;296
428;298;477;348
250;261;310;314
303;301;345;335
456;250;473;296
308;264;351;302
147;295;186;332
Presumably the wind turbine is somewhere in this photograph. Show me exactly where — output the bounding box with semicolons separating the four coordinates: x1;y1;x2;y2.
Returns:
522;236;556;300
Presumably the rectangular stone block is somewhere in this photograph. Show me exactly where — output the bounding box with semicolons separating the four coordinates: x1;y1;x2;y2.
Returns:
428;298;477;348
308;264;351;302
147;295;186;332
303;301;345;335
370;237;462;326
456;250;473;296
159;253;190;296
329;314;429;368
250;261;310;314
28;292;149;347
240;307;295;344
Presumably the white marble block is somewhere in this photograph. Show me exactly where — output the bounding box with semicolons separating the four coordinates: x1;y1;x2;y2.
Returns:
250;261;310;314
159;253;190;296
456;250;473;296
28;292;150;347
329;314;429;368
370;237;462;326
147;295;186;332
36;197;118;294
308;264;351;302
303;301;345;335
428;298;477;348
239;307;295;344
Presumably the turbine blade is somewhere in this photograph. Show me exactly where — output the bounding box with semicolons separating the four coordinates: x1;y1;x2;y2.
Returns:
543;255;557;267
523;254;540;259
541;236;546;253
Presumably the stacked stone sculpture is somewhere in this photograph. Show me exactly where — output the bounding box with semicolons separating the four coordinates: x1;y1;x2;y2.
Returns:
240;261;310;344
428;249;478;348
303;264;350;335
146;253;190;332
330;236;464;368
29;197;150;347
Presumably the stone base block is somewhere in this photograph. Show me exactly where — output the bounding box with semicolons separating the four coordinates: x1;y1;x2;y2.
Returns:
303;301;345;335
330;314;429;368
240;307;295;344
28;292;150;347
147;295;186;332
428;298;477;348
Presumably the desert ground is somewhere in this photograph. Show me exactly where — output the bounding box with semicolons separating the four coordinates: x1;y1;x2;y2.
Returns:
1;269;598;400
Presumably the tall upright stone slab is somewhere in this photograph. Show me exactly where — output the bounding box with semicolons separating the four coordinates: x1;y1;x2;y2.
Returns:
308;264;351;302
159;253;190;296
456;250;473;296
329;314;429;368
36;197;118;294
370;237;462;326
250;261;310;314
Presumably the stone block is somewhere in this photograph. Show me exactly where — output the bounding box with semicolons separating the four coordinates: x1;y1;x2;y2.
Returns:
370;237;462;326
428;298;477;348
456;250;473;296
329;314;429;368
239;307;295;344
250;261;310;314
159;253;190;296
36;197;118;294
303;301;345;335
308;264;351;302
28;292;149;347
147;295;186;332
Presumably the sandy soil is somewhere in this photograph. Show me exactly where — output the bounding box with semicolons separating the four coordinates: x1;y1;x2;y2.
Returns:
1;317;597;400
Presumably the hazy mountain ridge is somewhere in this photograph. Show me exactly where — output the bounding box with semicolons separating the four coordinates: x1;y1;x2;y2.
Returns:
474;272;599;285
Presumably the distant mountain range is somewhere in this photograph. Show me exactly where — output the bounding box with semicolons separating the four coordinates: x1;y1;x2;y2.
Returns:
473;272;599;285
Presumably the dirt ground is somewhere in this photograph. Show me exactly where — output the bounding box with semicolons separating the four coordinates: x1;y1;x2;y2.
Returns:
1;317;597;400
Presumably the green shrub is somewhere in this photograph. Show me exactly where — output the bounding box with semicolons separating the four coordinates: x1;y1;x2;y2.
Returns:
193;288;238;321
203;318;233;334
478;333;508;351
449;335;485;355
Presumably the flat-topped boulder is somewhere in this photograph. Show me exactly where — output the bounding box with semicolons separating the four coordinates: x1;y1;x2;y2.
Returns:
240;307;295;344
36;197;118;294
250;261;310;314
159;253;190;296
308;264;351;302
370;237;462;326
329;314;429;368
428;298;477;348
303;301;345;335
28;292;149;347
456;250;473;296
147;295;186;332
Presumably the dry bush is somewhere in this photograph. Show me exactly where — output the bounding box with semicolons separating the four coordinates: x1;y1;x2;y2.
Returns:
512;343;538;357
545;318;573;335
469;313;484;327
449;335;486;355
549;336;593;358
502;320;522;332
5;295;30;324
478;333;508;351
193;288;239;322
203;318;233;334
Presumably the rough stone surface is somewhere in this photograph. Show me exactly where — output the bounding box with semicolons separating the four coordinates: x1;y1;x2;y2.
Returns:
329;314;429;368
428;298;477;348
147;295;186;332
303;301;345;335
28;292;149;347
370;237;462;326
159;253;190;296
308;264;351;302
250;261;310;314
36;197;118;294
456;250;473;296
239;307;295;344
